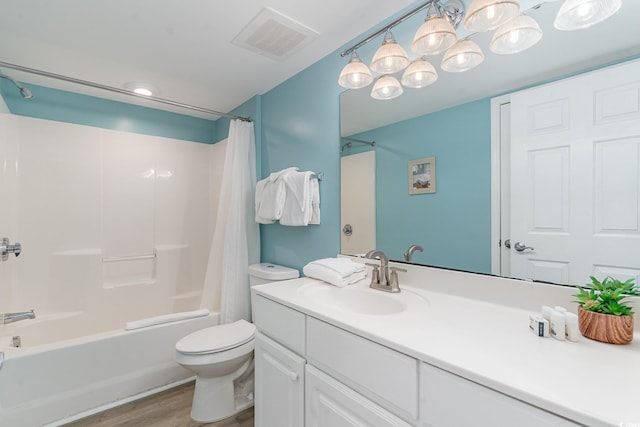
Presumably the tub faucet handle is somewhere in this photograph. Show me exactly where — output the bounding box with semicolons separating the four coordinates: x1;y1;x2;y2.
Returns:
1;237;22;261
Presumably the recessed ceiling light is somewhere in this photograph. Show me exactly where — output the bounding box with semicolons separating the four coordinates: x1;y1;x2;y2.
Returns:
133;87;153;96
124;82;158;97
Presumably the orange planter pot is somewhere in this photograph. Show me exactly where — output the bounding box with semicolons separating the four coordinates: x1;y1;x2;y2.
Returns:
578;306;634;344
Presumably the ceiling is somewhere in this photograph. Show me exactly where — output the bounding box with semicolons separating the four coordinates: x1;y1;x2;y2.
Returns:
1;1;638;124
0;0;416;119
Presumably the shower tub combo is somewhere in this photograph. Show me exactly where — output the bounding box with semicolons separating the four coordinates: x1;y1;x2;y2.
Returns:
0;308;219;426
0;113;228;425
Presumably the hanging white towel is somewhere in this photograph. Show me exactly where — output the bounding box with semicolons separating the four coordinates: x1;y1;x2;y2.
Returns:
309;177;320;224
254;167;298;224
280;171;313;226
255;178;284;223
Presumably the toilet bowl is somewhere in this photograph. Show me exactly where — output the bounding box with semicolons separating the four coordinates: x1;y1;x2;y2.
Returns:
175;263;299;422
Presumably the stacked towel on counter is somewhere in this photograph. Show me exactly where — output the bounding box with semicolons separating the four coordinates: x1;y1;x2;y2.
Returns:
255;167;320;226
303;257;366;287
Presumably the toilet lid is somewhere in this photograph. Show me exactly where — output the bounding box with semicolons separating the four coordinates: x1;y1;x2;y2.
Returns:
176;319;256;354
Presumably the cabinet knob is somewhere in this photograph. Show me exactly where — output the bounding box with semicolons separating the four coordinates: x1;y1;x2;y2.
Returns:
288;371;298;381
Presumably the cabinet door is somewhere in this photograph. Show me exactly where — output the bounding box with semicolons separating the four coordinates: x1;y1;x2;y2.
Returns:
306;365;412;427
255;332;305;427
420;363;581;427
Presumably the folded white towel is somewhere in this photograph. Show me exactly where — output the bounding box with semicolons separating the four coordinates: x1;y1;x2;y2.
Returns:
303;263;367;287
125;309;210;331
280;171;313;226
307;257;365;277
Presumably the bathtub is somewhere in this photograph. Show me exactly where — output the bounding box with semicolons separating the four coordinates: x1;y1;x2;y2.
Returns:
0;311;219;426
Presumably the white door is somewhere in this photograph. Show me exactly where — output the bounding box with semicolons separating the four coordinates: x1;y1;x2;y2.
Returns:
305;364;411;427
340;151;376;255
255;332;305;427
509;59;640;286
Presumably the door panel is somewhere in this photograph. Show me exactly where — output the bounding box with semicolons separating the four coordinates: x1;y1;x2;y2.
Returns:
509;60;640;285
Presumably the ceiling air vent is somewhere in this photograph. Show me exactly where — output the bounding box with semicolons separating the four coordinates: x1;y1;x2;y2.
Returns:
232;7;319;61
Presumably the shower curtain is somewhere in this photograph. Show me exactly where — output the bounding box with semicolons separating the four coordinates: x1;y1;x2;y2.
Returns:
200;119;260;323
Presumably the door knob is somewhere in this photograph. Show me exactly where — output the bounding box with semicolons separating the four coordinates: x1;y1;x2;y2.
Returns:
342;224;353;236
514;242;534;252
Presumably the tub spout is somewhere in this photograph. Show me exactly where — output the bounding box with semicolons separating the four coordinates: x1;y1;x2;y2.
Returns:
2;309;35;324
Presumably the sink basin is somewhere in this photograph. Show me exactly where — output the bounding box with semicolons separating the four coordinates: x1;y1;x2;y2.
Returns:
299;285;408;315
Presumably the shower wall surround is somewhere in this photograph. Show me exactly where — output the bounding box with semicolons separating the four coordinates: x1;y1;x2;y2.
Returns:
0;113;225;343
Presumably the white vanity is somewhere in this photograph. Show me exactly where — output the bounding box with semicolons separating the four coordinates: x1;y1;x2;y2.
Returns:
251;260;640;427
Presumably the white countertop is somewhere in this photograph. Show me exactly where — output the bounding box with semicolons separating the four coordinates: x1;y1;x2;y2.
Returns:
253;268;640;427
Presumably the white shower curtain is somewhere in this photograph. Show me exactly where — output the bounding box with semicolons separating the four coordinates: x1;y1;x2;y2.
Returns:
200;119;260;323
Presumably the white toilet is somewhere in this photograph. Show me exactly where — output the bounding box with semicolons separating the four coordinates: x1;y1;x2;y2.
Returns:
175;263;299;423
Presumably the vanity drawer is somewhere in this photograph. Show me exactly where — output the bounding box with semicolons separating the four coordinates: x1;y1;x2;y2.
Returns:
306;317;418;422
253;295;306;356
419;363;581;427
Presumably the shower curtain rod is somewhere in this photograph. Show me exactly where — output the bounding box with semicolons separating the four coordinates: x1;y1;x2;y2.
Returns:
0;61;251;122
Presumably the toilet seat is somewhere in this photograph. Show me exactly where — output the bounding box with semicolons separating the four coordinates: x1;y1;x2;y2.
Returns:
176;319;256;355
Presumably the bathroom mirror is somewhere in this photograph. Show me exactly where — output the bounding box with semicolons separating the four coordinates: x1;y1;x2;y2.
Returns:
339;1;640;284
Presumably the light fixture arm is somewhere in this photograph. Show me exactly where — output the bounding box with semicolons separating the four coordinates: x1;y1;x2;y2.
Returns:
341;0;463;58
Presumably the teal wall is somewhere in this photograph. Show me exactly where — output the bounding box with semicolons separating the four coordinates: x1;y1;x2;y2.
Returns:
0;80;218;144
259;52;344;269
347;100;492;273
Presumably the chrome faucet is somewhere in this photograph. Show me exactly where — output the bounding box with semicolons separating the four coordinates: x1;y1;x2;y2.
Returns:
365;250;405;293
404;244;423;262
2;310;35;324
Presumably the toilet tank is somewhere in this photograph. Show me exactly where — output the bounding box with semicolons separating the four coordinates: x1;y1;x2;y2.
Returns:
248;263;299;286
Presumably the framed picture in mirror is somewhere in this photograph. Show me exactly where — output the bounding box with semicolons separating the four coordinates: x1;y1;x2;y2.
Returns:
408;156;436;195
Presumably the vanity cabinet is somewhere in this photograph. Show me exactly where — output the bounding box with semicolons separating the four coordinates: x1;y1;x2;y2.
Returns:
254;293;414;427
306;364;412;427
253;291;584;427
254;332;305;427
419;363;582;427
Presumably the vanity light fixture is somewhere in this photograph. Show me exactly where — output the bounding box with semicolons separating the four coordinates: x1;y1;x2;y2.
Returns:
401;58;438;88
441;39;485;72
489;14;543;54
554;0;622;31
411;4;458;56
338;0;618;100
464;0;521;32
370;30;410;74
371;74;404;100
338;50;374;89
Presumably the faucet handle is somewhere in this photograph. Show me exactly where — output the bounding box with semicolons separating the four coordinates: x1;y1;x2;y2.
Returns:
388;267;407;291
365;263;380;284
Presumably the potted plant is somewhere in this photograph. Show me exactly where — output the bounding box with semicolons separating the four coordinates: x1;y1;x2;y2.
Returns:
574;276;639;344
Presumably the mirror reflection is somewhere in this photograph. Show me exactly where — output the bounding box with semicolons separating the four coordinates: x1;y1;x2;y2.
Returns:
339;1;640;285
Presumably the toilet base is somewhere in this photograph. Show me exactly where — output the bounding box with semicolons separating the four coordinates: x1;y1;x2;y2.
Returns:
190;359;253;423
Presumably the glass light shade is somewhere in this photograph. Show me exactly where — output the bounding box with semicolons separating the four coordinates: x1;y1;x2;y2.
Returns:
371;75;404;100
464;0;520;32
411;16;458;56
370;30;410;74
401;59;438;88
441;39;485;73
338;51;374;89
554;0;621;31
490;15;543;54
